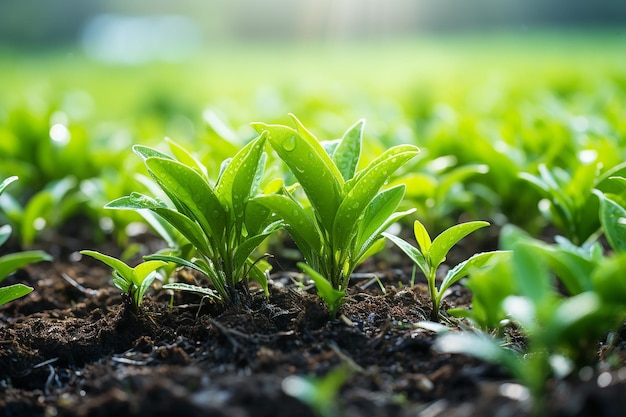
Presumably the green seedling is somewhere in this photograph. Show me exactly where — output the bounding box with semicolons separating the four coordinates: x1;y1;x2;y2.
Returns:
433;225;626;416
384;219;508;321
0;176;82;247
0;176;52;306
518;161;626;245
593;180;626;253
252;115;418;317
105;136;278;306
282;365;351;417
80;250;167;312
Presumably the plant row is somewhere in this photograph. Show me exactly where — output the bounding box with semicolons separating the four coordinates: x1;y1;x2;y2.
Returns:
2;115;626;416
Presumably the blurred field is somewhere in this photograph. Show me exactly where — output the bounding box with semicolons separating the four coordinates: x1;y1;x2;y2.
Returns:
1;30;624;128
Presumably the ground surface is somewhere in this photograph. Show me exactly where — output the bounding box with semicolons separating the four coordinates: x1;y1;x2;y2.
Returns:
1;233;625;417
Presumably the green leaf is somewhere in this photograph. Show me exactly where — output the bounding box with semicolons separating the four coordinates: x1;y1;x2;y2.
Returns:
0;176;18;196
106;195;212;256
413;220;432;254
0;250;53;281
21;191;53;247
298;262;345;318
0;283;33;306
215;133;266;211
112;275;130;293
595;190;626;253
438;251;511;304
80;250;133;282
166;137;208;179
332;119;364;181
230;134;267;217
252;119;343;230
253;194;321;254
232;232;272;273
429;221;490;268
548;292;601;337
246;258;270;296
540;245;595;295
382;232;430;278
132;260;167;287
591;253;626;306
244;199;272;236
132;145;174;161
144;254;209;276
137;272;159;306
357;185;405;245
356;209;415;263
146;157;226;239
435;332;522;381
333;145;419;249
508;237;552;305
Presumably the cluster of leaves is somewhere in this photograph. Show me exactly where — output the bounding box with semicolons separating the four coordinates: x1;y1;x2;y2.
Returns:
0;176;52;306
428;181;626;414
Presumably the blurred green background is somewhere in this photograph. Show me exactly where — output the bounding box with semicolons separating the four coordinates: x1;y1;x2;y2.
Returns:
1;1;626;249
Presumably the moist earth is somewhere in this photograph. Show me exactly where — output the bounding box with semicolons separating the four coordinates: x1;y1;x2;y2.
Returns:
1;236;625;417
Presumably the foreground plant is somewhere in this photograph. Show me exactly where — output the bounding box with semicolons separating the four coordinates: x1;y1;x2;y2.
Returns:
433;225;626;416
384;220;508;321
80;250;167;312
252;115;419;317
0;176;52;306
105;136;277;306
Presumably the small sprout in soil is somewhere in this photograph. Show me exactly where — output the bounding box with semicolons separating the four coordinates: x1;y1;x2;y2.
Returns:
80;250;166;312
384;219;509;321
282;365;351;417
253;114;418;318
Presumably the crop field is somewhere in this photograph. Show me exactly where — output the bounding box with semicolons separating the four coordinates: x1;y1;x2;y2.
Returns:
1;31;626;417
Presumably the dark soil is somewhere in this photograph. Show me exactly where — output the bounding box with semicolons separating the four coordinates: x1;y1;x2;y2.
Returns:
1;236;625;417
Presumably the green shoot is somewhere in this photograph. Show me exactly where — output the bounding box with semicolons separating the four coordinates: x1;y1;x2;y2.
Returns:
384;219;509;321
0;176;53;306
80;250;167;312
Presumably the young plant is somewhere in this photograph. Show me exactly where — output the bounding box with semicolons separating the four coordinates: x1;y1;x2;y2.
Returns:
252;115;419;317
105;136;278;306
434;225;626;416
0;176;82;247
282;365;352;417
80;250;168;312
0;176;52;306
384;219;509;321
518;160;626;245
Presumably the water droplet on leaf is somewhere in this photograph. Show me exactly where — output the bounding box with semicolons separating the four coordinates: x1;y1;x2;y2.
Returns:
283;136;297;151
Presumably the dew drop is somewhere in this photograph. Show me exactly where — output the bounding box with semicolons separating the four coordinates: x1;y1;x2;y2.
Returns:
283;136;297;151
211;210;220;218
308;152;314;159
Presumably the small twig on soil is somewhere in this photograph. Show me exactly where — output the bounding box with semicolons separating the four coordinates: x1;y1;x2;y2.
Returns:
328;341;364;373
61;273;100;296
368;318;391;349
210;319;246;351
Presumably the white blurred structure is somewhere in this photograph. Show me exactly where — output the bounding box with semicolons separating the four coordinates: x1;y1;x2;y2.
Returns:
81;14;202;64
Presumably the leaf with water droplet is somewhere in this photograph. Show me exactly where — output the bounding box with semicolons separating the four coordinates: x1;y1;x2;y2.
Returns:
333;144;419;249
332;119;364;181
253;119;343;231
